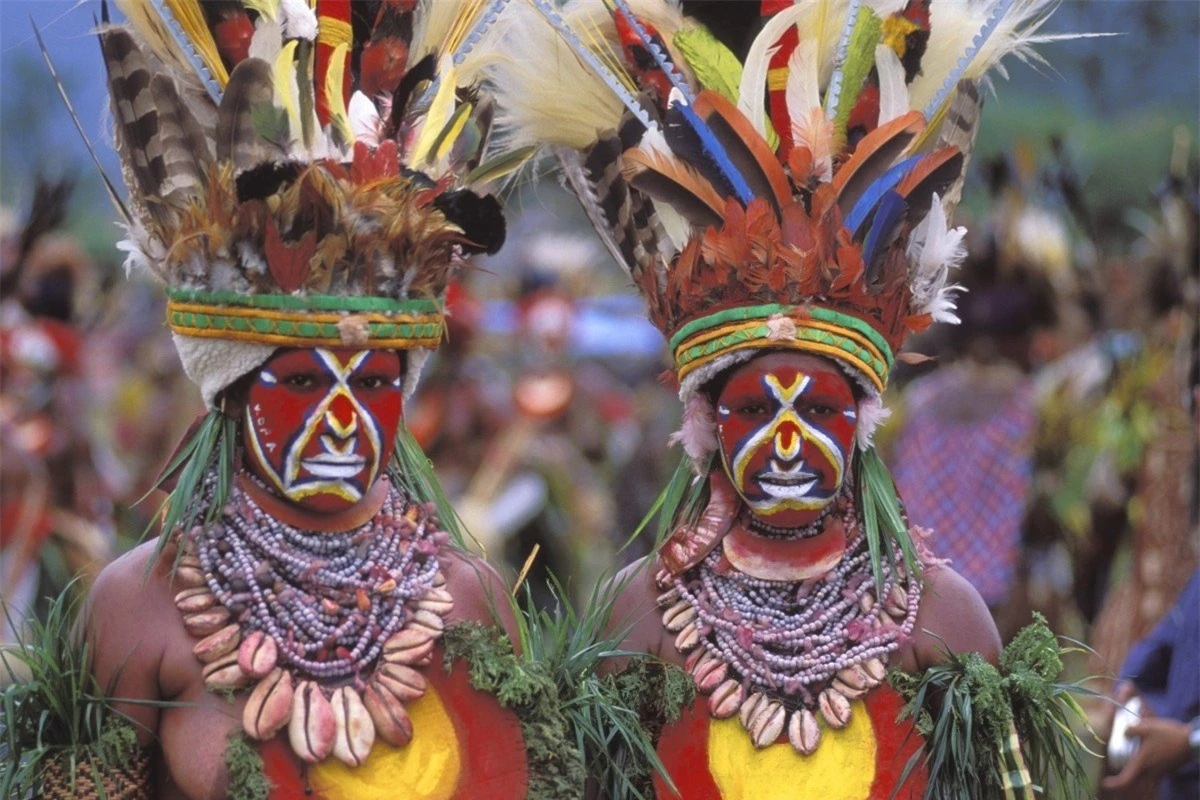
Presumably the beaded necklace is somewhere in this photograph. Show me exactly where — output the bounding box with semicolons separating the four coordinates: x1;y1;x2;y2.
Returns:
171;471;454;766
658;503;920;754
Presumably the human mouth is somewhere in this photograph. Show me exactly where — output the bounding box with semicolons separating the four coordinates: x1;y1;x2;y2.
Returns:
303;436;366;479
755;461;819;498
302;454;367;480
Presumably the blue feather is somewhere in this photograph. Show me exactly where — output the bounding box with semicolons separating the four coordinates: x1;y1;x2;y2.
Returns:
846;154;922;235
670;93;754;205
529;0;659;133
861;190;907;267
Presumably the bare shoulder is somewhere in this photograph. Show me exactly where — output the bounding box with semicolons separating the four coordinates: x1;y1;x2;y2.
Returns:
438;546;520;643
86;541;177;744
604;557;662;640
87;541;174;649
912;565;1002;669
598;556;675;674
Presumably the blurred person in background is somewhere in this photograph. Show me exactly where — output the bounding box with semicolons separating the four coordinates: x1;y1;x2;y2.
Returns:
889;145;1067;642
447;234;631;606
1101;569;1200;800
1087;130;1199;682
0;178;113;642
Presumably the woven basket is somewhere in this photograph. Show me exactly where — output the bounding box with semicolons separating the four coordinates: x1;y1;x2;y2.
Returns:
41;750;152;800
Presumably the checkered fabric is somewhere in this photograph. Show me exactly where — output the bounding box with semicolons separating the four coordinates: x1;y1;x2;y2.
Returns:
891;367;1035;605
999;721;1035;800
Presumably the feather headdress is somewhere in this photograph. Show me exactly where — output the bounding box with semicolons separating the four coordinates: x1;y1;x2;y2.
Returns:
490;0;1075;443
100;0;520;407
488;0;1077;575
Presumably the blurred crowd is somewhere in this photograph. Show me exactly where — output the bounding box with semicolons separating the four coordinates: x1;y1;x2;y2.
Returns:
1;132;1197;794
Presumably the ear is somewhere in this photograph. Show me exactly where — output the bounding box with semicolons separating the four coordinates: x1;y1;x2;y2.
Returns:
216;369;257;421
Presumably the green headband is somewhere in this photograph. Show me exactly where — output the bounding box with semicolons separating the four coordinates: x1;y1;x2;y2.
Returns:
670;304;894;394
165;289;445;350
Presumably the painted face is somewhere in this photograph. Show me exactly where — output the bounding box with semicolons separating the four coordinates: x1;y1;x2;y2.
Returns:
715;352;858;529
242;348;404;514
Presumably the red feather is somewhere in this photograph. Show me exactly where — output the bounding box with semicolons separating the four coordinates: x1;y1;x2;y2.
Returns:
264;216;317;293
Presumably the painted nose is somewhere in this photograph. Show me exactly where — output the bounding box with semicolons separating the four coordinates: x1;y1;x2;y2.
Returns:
773;420;802;462
325;395;359;438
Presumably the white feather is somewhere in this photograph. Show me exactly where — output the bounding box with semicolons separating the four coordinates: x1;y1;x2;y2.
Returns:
248;17;283;64
738;4;811;137
668;393;720;472
786;40;834;182
808;0;853;93
411;0;459;63
654;202;691;252
348;92;381;148
640;126;670;156
910;0;1105;117
874;44;909;125
864;0;904;16
855;392;891;450
786;39;821;120
906;194;968;323
279;0;317;41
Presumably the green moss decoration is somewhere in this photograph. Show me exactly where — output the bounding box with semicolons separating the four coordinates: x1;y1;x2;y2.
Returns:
443;622;587;800
93;723;140;770
224;731;273;800
888;614;1094;800
602;660;696;796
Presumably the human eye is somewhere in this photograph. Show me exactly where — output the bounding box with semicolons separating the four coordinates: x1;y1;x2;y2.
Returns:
355;375;389;390
737;400;771;416
283;373;319;390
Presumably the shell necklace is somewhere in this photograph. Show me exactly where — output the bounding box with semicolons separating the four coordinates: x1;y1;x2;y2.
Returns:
658;503;920;755
172;472;453;767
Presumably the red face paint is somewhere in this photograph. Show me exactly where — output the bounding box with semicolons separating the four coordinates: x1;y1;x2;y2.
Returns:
242;348;404;514
715;352;858;529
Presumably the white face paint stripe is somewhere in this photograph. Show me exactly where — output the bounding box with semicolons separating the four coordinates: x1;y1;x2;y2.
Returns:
259;370;278;385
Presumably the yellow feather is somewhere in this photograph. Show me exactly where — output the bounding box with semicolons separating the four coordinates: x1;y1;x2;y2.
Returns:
484;1;625;151
431;102;474;166
274;40;301;144
163;0;231;86
323;42;353;147
410;58;458;166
